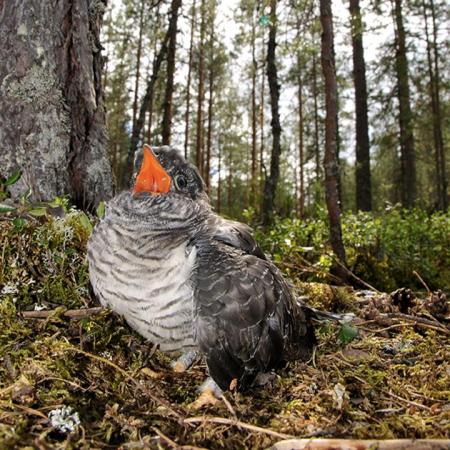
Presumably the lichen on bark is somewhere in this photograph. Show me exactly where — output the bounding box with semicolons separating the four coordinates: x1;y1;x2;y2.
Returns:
0;0;113;210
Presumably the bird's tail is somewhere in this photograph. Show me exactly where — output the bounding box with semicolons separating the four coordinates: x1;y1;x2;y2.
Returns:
296;297;355;323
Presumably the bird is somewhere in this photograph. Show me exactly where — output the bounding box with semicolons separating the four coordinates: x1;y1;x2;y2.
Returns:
87;145;317;405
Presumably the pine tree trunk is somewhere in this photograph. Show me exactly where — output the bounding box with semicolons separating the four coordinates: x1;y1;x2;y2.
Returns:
161;0;182;145
393;0;417;208
0;0;112;209
431;0;447;210
184;0;197;159
259;41;266;213
205;4;215;194
262;0;282;226
131;1;145;135
320;0;347;267
217;137;222;213
349;0;371;211
425;0;447;210
251;10;258;210
297;60;305;217
312;50;321;191
195;0;206;176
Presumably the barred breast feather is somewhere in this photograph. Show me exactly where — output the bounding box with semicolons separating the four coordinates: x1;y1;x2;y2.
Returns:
87;192;205;352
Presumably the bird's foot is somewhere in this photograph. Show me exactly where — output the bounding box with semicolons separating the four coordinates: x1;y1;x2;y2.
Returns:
188;378;222;410
171;351;199;373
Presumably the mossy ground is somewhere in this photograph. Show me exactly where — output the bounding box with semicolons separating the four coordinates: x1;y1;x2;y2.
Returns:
0;214;449;449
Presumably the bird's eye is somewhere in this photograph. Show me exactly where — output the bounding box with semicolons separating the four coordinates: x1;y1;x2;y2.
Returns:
174;174;188;190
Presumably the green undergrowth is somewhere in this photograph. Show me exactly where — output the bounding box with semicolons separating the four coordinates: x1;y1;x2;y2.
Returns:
0;210;449;449
254;207;450;292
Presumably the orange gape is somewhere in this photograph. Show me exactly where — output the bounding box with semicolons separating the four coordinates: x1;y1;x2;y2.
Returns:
133;145;171;195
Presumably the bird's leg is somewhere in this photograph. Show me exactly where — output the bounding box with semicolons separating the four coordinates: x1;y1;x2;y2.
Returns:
171;351;199;373
188;377;222;409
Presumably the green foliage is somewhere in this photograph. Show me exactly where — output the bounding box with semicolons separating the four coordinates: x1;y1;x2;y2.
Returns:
255;208;450;291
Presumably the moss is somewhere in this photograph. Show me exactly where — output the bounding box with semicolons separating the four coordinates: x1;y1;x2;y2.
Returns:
0;213;449;448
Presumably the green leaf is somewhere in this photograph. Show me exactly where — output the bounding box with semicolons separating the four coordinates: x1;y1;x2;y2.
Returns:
96;201;105;219
78;212;93;233
337;323;358;345
13;217;26;229
28;207;47;217
0;203;16;213
5;170;22;186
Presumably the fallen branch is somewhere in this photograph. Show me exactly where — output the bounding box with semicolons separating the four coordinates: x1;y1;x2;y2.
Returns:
378;312;450;335
184;416;294;440
270;438;450;450
20;307;104;320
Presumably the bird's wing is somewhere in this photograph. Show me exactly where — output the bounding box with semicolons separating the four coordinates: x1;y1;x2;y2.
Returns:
192;237;314;391
206;215;267;260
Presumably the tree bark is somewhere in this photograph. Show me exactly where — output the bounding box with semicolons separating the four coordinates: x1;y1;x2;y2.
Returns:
0;0;113;210
262;0;282;226
195;0;206;176
393;0;417;208
184;0;197;159
161;0;182;146
320;0;347;266
349;0;371;211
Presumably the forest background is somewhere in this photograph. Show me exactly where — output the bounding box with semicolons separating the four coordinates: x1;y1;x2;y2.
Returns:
1;0;449;291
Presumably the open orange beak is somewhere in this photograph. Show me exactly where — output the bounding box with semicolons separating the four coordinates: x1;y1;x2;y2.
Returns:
133;145;171;195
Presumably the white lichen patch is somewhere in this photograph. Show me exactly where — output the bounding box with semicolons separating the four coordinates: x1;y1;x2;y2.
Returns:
48;406;80;433
17;23;28;36
5;65;62;107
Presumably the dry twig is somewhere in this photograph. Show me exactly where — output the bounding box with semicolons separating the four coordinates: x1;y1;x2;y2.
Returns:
20;307;104;320
184;416;294;440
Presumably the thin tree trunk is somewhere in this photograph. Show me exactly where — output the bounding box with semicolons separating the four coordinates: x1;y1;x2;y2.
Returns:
262;0;282;226
227;150;233;214
205;2;216;193
349;0;371;211
431;0;447;210
217;136;222;213
123;27;170;186
259;41;266;214
184;0;197;159
251;8;258;210
427;0;447;210
312;50;321;190
161;0;182;145
132;1;145;134
195;0;206;176
0;0;112;209
393;0;417;208
297;59;305;218
320;0;347;267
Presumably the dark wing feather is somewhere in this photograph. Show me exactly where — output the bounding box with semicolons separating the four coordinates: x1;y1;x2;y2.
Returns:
206;215;267;260
193;229;315;391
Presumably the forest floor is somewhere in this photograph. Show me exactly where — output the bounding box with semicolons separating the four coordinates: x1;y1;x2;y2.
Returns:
0;212;449;449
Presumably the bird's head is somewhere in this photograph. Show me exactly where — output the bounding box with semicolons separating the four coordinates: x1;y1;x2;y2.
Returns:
132;145;207;202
